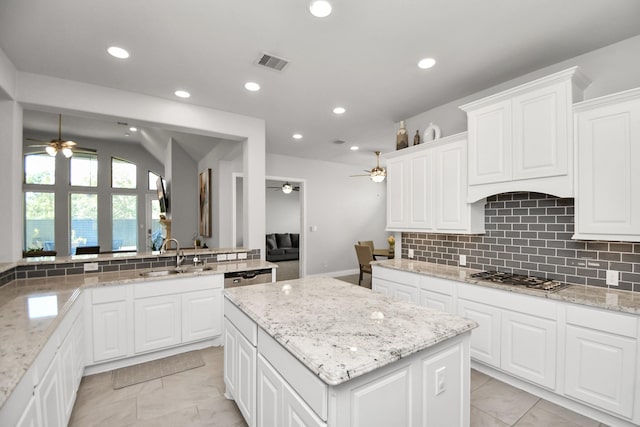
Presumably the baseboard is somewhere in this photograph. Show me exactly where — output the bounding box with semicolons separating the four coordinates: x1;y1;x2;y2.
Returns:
83;337;222;376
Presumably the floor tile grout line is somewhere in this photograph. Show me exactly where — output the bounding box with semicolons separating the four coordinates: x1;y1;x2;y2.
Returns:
510;397;541;426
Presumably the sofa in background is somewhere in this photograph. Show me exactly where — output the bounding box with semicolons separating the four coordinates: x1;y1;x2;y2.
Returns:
266;233;299;262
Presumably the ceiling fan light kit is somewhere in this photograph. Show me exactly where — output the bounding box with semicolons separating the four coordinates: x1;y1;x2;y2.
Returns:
282;183;294;194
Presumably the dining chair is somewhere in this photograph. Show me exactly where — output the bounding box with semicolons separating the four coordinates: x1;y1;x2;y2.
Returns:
358;240;376;260
354;244;375;287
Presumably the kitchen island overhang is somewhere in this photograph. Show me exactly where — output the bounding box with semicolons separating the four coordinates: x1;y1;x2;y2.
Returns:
223;277;477;427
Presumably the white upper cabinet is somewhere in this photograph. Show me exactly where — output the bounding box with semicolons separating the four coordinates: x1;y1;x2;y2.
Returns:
384;133;485;234
460;67;590;202
573;87;640;241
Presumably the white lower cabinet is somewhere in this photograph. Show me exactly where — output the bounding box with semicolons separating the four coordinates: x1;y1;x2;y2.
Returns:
182;289;222;343
15;395;39;427
92;300;129;362
38;354;63;427
457;298;501;368
134;295;182;353
563;305;637;419
236;328;257;426
419;288;454;313
501;310;556;389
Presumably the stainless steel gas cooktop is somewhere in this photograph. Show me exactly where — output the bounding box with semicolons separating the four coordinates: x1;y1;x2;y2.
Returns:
470;270;568;293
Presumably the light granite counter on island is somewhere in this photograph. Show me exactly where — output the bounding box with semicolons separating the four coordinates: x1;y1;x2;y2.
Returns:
373;258;640;315
0;259;275;412
224;276;478;426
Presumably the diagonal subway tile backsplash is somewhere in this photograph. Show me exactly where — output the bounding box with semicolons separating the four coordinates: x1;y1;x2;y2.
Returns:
402;192;640;292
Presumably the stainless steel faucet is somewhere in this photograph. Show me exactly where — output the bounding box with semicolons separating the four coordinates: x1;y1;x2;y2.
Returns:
160;238;185;268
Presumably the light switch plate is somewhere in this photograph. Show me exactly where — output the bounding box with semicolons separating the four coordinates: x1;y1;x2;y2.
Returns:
606;270;619;286
238;252;247;260
217;254;228;262
84;262;99;272
227;253;237;260
459;255;467;266
408;249;414;259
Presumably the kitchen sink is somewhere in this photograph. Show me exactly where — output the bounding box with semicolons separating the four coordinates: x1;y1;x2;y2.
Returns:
139;269;182;277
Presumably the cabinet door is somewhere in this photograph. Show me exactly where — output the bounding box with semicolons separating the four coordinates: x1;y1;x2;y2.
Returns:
434;138;468;230
16;396;40;427
282;380;326;427
419;289;454;314
371;279;394;297
467;99;512;185
564;325;636;418
501;311;556;389
457;299;501;367
92;301;128;362
393;281;418;304
236;331;257;427
386;157;408;229
59;329;76;423
257;354;283;427
224;319;238;399
408;151;433;229
38;354;63;427
134;295;181;353
182;289;221;343
575;98;640;238
512;82;569;180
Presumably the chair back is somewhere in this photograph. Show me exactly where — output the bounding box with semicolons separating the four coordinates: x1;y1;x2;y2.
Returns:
354;244;374;271
358;240;375;252
76;245;100;255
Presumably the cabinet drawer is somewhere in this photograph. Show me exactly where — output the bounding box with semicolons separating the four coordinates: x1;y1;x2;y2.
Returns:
224;297;257;345
565;304;637;338
372;266;419;286
421;276;456;296
92;285;128;304
258;328;328;421
135;275;222;298
458;284;557;320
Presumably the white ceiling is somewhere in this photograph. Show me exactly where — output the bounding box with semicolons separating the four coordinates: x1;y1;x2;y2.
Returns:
2;0;640;166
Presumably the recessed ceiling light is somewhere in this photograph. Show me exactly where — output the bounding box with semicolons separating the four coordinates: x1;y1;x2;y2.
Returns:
333;106;346;115
129;126;138;132
244;82;261;92
174;90;191;98
417;58;436;69
309;0;332;18
125;132;131;137
350;146;359;151
107;46;130;59
292;133;303;140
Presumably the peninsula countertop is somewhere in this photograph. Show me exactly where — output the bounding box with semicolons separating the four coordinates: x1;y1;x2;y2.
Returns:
223;276;477;386
0;259;276;411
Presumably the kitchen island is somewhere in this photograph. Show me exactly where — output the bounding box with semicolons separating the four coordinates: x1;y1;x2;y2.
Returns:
223;277;477;427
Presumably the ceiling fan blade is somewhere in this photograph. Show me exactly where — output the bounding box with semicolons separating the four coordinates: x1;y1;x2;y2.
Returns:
73;147;97;154
349;174;370;177
26;144;50;148
61;140;78;148
26;137;49;143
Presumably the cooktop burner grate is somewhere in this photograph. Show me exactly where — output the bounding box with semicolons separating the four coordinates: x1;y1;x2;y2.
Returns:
470;270;568;292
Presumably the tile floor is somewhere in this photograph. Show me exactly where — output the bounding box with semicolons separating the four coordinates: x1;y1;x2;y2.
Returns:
70;346;606;427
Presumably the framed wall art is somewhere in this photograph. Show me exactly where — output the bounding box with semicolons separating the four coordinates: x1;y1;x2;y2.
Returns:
199;169;211;237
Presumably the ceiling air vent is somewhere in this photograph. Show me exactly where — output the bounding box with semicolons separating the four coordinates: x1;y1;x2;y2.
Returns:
257;53;289;71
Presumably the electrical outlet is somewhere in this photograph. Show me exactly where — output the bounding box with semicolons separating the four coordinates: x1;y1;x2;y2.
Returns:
238;252;247;260
408;249;414;259
459;255;467;266
217;254;228;262
435;367;446;395
83;262;99;272
606;270;619;286
227;253;237;260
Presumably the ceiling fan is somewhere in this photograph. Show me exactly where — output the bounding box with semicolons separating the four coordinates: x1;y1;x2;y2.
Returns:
350;151;386;182
267;182;300;194
26;114;96;158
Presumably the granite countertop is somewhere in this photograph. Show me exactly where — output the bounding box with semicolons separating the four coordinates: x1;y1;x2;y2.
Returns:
373;259;640;315
0;259;275;411
224;277;477;386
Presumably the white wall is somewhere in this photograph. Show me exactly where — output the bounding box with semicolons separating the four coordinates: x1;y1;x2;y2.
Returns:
266;183;300;234
266;153;388;276
404;35;640;140
166;138;198;245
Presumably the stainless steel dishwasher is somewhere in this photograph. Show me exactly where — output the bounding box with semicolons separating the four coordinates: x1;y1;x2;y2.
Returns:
223;268;273;288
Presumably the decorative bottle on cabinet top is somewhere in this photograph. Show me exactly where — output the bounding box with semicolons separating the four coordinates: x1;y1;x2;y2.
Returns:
396;120;409;150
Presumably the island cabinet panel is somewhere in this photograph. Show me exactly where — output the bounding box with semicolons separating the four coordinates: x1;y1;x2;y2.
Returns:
38;353;63;427
573;87;640;241
224;314;257;427
15;395;39;427
134;294;182;353
563;305;638;419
